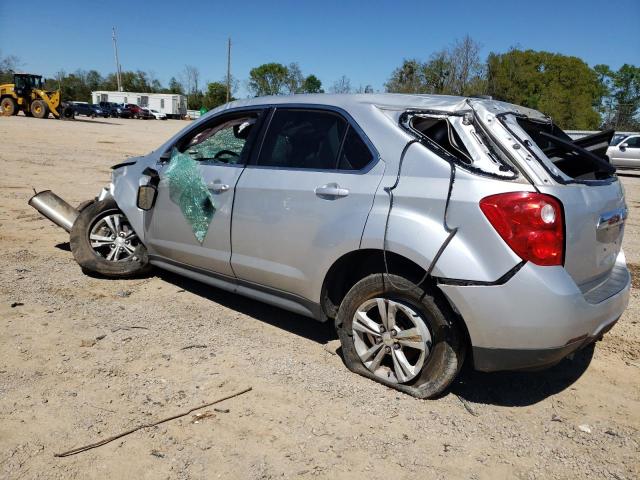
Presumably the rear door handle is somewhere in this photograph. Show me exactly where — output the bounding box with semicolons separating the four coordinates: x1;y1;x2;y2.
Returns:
208;182;230;193
315;183;349;199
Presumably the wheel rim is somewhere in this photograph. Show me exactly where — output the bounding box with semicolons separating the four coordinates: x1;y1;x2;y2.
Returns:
88;211;139;262
352;298;432;384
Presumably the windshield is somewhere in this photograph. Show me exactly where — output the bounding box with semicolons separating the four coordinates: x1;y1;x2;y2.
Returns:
610;134;627;146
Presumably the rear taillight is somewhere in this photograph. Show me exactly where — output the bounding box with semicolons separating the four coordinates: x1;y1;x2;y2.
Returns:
480;192;564;266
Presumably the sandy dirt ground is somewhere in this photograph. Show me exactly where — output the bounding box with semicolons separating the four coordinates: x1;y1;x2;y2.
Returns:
0;115;638;480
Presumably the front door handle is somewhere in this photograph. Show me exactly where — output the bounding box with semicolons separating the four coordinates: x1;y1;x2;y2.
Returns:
315;183;349;199
208;182;230;193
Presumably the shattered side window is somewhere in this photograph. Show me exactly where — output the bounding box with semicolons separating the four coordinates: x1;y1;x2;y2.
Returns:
165;148;216;243
402;112;518;179
181;117;256;165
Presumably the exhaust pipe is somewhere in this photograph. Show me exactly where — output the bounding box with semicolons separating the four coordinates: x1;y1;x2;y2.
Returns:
28;190;79;232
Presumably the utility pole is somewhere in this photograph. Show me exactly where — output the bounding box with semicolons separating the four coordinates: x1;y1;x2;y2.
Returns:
112;27;123;92
226;37;231;103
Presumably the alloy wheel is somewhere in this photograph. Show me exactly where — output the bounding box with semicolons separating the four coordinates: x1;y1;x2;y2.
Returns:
88;211;139;262
352;298;432;383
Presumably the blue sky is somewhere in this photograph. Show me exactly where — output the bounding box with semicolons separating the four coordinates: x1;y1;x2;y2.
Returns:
1;0;638;97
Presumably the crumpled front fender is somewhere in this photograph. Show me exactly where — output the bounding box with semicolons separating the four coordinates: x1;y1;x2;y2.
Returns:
110;155;154;243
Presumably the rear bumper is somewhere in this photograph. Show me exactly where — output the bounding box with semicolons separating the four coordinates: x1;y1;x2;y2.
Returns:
439;251;630;372
471;317;618;371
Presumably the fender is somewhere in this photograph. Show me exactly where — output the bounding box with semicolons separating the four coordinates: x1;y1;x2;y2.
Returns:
110;155;157;242
361;145;529;283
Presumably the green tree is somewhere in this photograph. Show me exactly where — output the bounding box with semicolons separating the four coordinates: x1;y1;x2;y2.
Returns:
0;51;22;83
423;51;450;93
203;81;235;109
248;63;289;96
595;64;640;130
302;74;323;93
385;37;485;96
166;76;184;94
487;49;602;129
385;59;427;93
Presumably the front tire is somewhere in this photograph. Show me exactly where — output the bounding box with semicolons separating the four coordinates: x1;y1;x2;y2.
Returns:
31;99;49;119
336;274;465;399
1;97;17;115
70;199;151;278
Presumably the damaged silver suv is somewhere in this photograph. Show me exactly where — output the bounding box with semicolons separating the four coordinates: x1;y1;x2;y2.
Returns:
30;94;631;398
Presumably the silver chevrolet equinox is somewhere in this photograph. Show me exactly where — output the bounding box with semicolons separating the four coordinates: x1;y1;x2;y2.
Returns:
30;94;631;398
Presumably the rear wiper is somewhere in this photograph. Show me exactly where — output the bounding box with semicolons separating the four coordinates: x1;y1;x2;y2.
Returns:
538;131;616;175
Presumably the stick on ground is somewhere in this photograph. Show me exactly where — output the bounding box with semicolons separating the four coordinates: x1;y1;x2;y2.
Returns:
54;386;252;457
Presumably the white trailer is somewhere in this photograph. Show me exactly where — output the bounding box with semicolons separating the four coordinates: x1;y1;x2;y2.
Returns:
91;91;187;119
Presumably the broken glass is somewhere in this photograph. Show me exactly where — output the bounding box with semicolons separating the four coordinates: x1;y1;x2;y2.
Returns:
165;148;215;243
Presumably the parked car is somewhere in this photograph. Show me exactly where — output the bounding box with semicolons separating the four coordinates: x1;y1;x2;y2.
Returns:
607;134;640;168
148;108;167;120
124;104;153;119
30;94;630;398
113;103;133;118
138;107;155;120
71;102;106;118
98;101;120;117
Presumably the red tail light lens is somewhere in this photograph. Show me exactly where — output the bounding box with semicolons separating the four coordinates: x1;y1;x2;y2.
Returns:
480;192;564;266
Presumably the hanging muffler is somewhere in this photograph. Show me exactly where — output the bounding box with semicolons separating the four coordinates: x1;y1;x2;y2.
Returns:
28;190;79;232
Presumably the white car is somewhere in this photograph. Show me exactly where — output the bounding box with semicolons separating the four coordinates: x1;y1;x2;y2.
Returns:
149;109;167;120
607;134;640;169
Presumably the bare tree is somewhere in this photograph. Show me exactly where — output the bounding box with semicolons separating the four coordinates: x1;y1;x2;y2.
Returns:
284;62;304;94
331;75;352;94
181;65;201;95
448;35;485;95
355;84;374;93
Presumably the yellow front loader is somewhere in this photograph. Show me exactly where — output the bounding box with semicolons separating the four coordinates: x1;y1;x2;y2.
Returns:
0;73;61;118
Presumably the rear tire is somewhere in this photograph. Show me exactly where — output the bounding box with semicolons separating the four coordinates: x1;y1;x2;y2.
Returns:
1;97;17;115
70;199;151;278
336;274;465;399
31;99;49;119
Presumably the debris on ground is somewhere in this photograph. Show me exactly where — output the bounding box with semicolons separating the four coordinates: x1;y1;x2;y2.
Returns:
191;411;216;423
578;424;592;433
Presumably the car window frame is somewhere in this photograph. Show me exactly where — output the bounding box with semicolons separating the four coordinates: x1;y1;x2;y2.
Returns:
623;136;640;148
247;104;379;174
161;108;268;168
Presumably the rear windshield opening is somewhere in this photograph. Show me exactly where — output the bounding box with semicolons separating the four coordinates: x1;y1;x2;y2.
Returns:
515;118;615;181
410;117;472;165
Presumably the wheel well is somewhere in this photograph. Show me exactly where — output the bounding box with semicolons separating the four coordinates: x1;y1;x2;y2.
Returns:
321;249;433;319
321;249;472;354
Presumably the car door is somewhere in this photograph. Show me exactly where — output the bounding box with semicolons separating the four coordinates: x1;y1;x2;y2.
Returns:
231;107;383;301
612;136;640;168
145;110;264;276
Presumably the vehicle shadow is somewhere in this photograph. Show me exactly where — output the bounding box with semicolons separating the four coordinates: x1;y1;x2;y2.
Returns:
156;270;337;345
450;343;595;407
151;270;594;405
71;118;122;126
55;242;71;252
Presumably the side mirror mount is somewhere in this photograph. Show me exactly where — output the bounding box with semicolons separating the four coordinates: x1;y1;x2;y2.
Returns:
619;143;628;150
159;150;172;162
138;167;160;210
137;185;157;211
